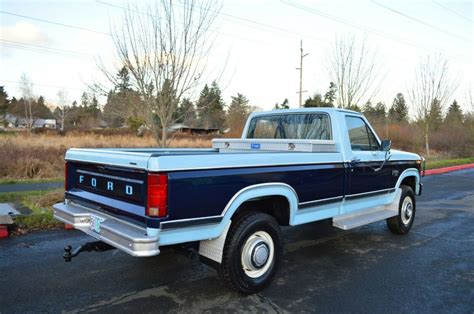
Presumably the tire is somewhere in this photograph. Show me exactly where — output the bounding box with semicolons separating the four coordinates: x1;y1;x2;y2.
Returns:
386;185;416;234
219;211;283;294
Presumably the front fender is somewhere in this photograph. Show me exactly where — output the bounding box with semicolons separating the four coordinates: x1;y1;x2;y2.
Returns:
395;168;421;195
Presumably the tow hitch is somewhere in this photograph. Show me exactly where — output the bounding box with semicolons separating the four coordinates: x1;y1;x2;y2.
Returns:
63;241;115;262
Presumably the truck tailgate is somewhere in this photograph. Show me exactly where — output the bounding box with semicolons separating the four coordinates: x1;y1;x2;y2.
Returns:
65;160;148;223
64;148;218;223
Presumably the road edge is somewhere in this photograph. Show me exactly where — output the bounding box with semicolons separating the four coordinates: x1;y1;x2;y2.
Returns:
424;163;474;176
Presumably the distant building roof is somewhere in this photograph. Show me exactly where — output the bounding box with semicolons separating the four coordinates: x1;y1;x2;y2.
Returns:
33;119;56;128
4;113;17;124
168;124;220;135
169;123;189;130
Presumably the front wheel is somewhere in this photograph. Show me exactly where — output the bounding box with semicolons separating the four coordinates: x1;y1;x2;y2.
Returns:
386;185;416;234
219;211;282;294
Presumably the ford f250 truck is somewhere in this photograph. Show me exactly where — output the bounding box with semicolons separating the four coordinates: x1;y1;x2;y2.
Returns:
54;108;423;294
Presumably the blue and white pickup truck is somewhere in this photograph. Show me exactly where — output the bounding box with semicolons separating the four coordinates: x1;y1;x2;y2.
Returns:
54;108;423;294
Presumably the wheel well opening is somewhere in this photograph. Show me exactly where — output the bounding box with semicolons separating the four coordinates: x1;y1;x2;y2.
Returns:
233;196;290;226
400;176;416;192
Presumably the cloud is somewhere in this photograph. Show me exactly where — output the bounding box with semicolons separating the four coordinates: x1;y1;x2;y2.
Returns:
0;22;49;45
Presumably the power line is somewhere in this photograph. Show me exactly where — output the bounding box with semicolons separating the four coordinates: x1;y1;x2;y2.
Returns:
96;0;330;45
0;79;85;92
280;0;468;58
0;10;111;36
371;0;471;42
432;1;473;23
178;0;329;43
1;39;95;59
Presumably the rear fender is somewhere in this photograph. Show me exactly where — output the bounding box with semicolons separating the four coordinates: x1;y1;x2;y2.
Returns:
220;182;299;223
198;183;298;264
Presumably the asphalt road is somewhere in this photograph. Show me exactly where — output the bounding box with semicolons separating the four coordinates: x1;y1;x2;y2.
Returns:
1;170;473;313
0;181;63;193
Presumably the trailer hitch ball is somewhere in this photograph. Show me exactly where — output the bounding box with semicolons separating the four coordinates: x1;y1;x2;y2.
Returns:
64;245;73;262
62;241;115;262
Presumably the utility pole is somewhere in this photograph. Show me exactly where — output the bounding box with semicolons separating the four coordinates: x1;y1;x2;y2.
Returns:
296;40;309;108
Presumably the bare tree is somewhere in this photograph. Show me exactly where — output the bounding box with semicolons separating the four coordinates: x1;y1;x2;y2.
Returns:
19;73;34;132
326;35;382;109
466;86;473;111
409;55;458;157
56;89;69;132
97;0;221;146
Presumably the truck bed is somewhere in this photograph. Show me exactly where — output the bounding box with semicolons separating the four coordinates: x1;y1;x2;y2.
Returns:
65;139;338;171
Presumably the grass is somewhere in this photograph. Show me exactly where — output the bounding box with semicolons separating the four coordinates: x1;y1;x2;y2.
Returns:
0;189;64;231
0;132;212;181
0;177;63;185
425;157;474;170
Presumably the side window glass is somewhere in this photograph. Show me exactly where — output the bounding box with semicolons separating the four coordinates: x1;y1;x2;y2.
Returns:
345;116;371;151
367;127;380;151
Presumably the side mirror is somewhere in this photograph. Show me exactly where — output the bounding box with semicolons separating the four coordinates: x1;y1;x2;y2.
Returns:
381;139;391;152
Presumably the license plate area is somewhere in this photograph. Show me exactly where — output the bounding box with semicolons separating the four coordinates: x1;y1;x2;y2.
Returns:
90;214;105;233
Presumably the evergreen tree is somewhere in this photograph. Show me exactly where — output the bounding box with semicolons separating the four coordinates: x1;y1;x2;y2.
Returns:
80;92;89;108
362;101;385;124
324;82;337;106
0;86;9;115
429;98;443;131
373;102;386;121
90;95;100;116
274;98;289;110
103;67;145;128
196;81;226;129
444;99;463;126
34;96;54;119
175;98;197;126
362;101;375;116
227;93;250;135
388;93;409;123
303;93;325;108
116;66;131;92
346;104;362;112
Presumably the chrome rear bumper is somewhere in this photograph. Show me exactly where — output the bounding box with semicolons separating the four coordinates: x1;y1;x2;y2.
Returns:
53;201;160;257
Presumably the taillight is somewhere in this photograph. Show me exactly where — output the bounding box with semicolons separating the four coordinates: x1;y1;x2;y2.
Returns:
147;173;168;217
64;162;68;191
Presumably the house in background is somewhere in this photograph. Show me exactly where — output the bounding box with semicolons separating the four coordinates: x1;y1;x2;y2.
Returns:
3;113;17;128
168;123;220;135
16;118;30;128
33;119;57;129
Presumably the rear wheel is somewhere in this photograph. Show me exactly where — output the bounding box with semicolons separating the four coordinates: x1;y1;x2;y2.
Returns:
219;211;282;294
387;185;416;234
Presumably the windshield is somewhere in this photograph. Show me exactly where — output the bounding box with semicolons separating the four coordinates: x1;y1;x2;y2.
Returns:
246;113;331;140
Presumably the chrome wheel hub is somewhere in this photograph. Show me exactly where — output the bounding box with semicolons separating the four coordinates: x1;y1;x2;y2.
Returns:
401;196;413;225
252;242;269;268
241;231;274;278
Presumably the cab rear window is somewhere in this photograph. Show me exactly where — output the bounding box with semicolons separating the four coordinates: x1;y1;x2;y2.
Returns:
247;113;331;140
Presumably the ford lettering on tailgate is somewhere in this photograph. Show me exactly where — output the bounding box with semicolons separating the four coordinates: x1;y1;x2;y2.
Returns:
74;169;144;203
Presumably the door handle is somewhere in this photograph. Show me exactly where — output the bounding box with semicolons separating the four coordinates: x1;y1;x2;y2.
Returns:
350;157;361;166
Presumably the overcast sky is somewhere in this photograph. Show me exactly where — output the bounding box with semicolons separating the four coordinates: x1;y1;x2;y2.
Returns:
1;0;472;114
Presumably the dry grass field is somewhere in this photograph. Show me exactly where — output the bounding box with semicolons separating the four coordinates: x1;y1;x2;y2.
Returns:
0;132;212;181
